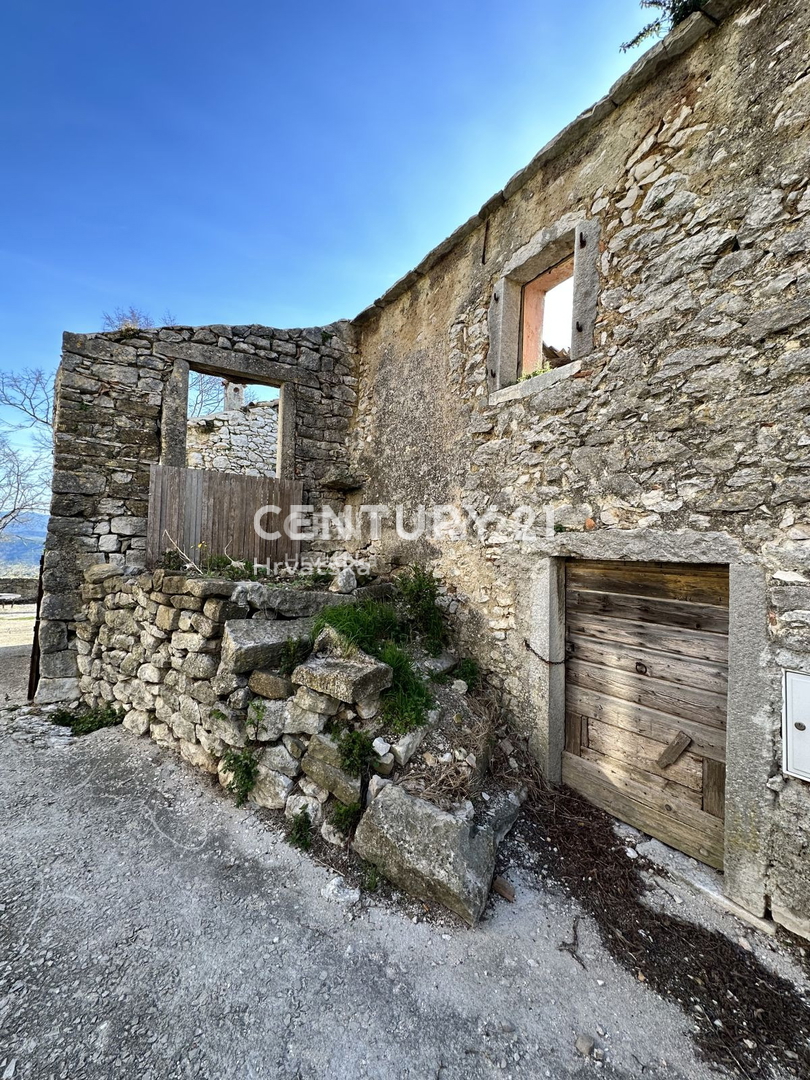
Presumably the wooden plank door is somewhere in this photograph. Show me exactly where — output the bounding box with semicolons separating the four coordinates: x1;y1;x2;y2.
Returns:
562;560;729;870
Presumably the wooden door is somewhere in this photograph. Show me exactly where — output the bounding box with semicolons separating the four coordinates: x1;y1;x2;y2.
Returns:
562;560;728;870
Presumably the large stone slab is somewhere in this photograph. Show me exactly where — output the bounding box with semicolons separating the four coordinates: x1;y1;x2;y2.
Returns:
291;655;392;705
220;618;314;674
353;785;523;925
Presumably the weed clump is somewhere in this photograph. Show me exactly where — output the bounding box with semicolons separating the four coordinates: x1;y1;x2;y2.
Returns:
221;746;260;807
360;862;380;892
313;569;447;734
337;730;377;778
622;0;703;51
394;564;447;655
331;801;363;835
455;657;481;691
288;808;313;850
50;703;121;737
378;642;434;735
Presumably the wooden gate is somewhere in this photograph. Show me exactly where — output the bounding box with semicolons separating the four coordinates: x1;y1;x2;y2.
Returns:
146;465;304;568
562;560;728;869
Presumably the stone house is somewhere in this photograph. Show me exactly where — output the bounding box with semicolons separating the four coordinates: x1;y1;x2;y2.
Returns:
37;0;810;938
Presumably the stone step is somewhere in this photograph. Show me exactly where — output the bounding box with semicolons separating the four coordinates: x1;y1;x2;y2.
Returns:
220;617;314;674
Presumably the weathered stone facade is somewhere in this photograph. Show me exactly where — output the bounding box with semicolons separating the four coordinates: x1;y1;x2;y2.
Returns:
187;399;279;476
342;0;810;936
38;0;810;938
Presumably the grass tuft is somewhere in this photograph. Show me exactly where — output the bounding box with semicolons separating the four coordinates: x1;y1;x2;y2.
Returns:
313;601;404;654
378;642;433;735
50;703;121;737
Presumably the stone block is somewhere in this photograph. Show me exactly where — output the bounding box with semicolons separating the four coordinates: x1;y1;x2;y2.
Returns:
293;685;340;716
35;676;80;704
204;707;246;747
123;709;151;736
248;698;287;741
196;725;224;757
155;604;181;632
185;579;237;599
40;650;79;679
353;786;523;925
220;618;314;674
248;670;294;700
84;564;125;585
285;794;322;826
291;654;392;705
180;653;220;680
283;703;329;736
259;743;301;778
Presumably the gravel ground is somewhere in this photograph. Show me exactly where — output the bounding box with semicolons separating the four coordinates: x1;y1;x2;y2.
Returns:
0;710;775;1080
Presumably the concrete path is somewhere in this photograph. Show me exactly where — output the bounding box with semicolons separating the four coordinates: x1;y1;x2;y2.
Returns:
0;711;732;1080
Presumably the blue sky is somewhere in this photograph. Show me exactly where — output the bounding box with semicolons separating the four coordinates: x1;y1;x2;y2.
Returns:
0;0;652;441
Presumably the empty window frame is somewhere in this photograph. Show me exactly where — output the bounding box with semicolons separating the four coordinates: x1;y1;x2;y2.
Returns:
519;255;574;379
487;217;599;393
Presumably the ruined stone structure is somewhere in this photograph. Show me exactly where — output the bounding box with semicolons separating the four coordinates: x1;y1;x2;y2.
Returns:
39;322;356;697
186;399;279;477
39;0;810;938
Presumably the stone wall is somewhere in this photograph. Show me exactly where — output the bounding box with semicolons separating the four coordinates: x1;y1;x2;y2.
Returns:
343;0;810;935
186;399;279;477
39;321;357;705
0;577;39;603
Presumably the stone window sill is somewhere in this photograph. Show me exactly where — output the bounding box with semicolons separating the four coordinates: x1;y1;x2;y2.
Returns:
488;360;582;406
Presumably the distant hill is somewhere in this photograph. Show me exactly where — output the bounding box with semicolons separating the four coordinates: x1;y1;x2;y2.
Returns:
0;513;48;574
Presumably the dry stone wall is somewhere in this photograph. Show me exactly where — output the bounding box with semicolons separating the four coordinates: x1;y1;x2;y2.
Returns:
187;400;279;476
39;321;357;705
346;0;810;936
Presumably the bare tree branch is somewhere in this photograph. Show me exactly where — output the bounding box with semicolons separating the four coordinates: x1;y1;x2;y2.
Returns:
188;372;224;417
0;438;48;535
0;368;53;431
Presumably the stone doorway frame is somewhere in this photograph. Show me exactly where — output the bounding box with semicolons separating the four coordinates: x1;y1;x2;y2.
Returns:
518;531;776;921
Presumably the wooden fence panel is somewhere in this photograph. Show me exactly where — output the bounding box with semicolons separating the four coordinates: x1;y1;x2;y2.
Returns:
146;464;303;569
